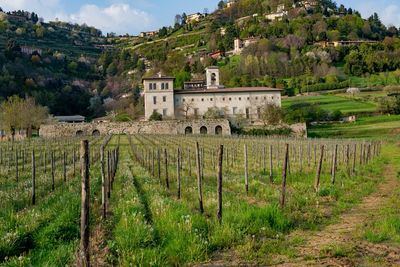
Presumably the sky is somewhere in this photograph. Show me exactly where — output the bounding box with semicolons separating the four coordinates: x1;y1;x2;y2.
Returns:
0;0;399;35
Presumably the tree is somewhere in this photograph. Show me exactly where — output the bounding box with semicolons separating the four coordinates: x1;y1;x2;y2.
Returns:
261;104;283;126
204;107;223;119
178;101;194;119
218;0;225;10
0;96;48;139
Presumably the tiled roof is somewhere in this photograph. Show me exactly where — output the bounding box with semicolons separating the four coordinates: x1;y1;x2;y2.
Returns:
175;87;282;94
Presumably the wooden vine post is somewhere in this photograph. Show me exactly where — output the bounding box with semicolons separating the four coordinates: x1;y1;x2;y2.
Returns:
195;142;204;213
269;144;273;183
177;148;181;199
51;151;55;191
331;144;338;185
164;148;169;189
314;145;325;193
217;144;224;224
244;144;249;194
101;145;107;219
79;140;90;267
280;144;289;209
31;150;36;205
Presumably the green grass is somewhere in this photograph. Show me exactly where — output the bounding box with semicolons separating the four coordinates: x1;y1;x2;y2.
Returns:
309;115;400;139
0;135;389;266
104;135;385;266
282;95;378;115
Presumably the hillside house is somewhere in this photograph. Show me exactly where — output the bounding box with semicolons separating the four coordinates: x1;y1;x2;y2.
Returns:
227;0;238;8
186;13;205;24
143;66;282;121
20;46;42;56
233;37;259;55
139;31;158;38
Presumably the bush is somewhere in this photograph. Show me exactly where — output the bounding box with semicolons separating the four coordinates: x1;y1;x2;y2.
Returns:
244;127;292;136
149;111;163;121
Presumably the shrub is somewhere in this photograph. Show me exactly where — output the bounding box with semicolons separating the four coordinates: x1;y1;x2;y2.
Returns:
149;111;163;121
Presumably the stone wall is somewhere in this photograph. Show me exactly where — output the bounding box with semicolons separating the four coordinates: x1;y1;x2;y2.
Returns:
39;119;231;138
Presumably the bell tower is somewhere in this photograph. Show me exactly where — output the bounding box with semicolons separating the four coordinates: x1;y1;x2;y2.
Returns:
206;66;223;89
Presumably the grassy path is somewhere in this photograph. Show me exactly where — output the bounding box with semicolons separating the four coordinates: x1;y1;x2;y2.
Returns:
272;143;400;266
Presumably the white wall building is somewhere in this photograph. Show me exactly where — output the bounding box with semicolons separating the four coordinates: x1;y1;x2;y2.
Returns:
143;67;282;121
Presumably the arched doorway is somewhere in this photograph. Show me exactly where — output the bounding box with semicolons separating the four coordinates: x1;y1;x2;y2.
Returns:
185;126;193;135
76;130;84;136
92;130;100;136
200;126;208;135
215;125;223;135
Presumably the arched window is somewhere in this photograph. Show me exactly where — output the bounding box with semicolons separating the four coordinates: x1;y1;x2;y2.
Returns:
166;82;169;89
161;83;165;90
92;130;100;136
76;130;84;136
185;126;193;135
200;126;208;135
215;126;223;135
149;83;153;90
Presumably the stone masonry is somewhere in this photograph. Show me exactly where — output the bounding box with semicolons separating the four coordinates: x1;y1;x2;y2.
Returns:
39;119;231;138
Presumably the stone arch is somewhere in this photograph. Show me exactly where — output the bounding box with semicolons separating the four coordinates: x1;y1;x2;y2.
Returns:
92;129;100;136
185;126;193;135
215;125;223;135
76;130;84;136
200;126;208;135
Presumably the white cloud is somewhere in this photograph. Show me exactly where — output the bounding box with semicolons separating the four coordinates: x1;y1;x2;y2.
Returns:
0;0;60;18
381;5;400;27
0;1;153;35
59;4;153;34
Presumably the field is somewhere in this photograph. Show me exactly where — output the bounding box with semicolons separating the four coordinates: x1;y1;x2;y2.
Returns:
0;134;389;266
309;114;400;139
282;95;379;115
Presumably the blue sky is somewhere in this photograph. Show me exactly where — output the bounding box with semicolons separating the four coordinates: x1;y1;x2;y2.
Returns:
0;0;399;35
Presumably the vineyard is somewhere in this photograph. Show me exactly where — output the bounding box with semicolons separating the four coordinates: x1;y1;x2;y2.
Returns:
0;134;385;266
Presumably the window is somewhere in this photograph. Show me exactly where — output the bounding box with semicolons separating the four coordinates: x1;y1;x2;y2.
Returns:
247;97;250;100
201;98;204;102
191;98;194;102
229;97;232;101
165;83;169;89
222;97;225;101
163;96;167;102
153;96;157;105
163;109;167;116
153;83;157;90
255;97;258;100
233;107;237;115
246;108;250;119
257;108;261;119
264;96;267;100
161;83;165;90
183;98;186;102
210;98;213;101
149;83;153;90
194;108;199;117
239;97;241;101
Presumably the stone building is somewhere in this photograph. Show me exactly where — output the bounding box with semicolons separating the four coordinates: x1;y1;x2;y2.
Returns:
143;66;282;121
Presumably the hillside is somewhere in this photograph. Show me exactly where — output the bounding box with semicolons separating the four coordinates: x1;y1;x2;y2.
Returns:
107;0;400;93
0;8;112;118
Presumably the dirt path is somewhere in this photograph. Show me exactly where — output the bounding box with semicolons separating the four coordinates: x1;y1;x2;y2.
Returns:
273;148;400;266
